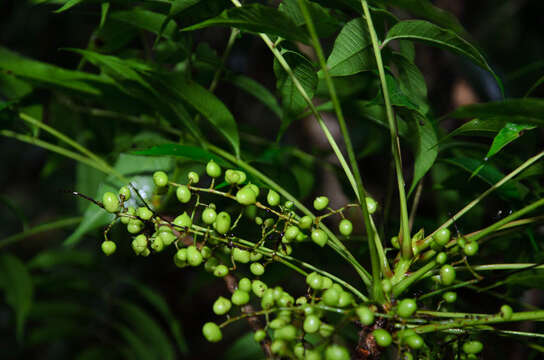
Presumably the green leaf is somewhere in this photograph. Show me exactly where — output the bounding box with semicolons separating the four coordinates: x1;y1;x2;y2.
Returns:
278;0;341;38
226;74;282;118
0;253;33;342
155;74;239;156
443;157;529;200
110;9;177;39
54;0;85;13
345;100;409;137
99;2;109;30
273;50;317;138
486;123;537;159
326;18;374;77
384;20;502;94
27;249;95;270
391;53;428;113
409;113;437;195
448;98;544;124
158;0;200;40
223;332;264;360
113;323;155;360
446;118;511;139
182;3;309;43
133;144;231;167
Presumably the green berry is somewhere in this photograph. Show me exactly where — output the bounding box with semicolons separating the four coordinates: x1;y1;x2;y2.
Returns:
338;219;353;236
121;206;135;224
325;344;350;360
500;304;513;320
187;171;199;184
401;352;414;360
405;334;424;350
137;206;153;220
373;329;392;347
391;236;400;249
433;228;451;247
214;212;231;234
232;248;251;263
284;200;294;209
440;265;456;286
270;339;287;355
436;252;447;265
173;212;192;228
176;185;191;203
204;257;218;272
213;264;229;277
305;349;322;360
313;196;329;211
274;325;296;341
294;342;305;359
102;192;120;213
132;234;147;254
303;315;321;334
254;329;266;342
311;229;328;247
201;207;217;225
356;306;374;325
151;237;164;252
206;160;221;178
322;287;340;306
176;248;188;262
238;277;251;292
337;291;354;308
299;216;313;229
267;190;280;206
366;197;377;214
264;218;275;228
462;340;483;354
225;169;241;184
255;216;263;225
321;277;332;289
153;171;169;187
202;322;222;343
250;262;265;276
261;289;275;309
101;240;116;256
463;241;479;256
382;279;392;293
247;183;259;197
252;280;267;297
295;232;307;242
443;291;457;303
127;218;143;234
187;245;203;266
319;322;334;337
284;225;300;241
306;272;323;290
231;290;250;305
118;186;131;200
200;246;212;259
213;296;232;315
250;252;263;262
236;186;257;205
397;298;417;318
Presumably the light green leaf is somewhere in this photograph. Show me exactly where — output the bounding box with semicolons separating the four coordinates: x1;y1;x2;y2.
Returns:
99;2;109;30
409;113;437;195
447;118;511;138
182;3;309;43
486;123;536;158
226;74;282;118
0;254;33;342
384;20;502;94
54;0;85;13
326;18;374;77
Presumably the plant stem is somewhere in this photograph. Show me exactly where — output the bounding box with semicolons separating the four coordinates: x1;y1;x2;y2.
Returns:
360;0;411;260
393;259;437;297
0;217;83;249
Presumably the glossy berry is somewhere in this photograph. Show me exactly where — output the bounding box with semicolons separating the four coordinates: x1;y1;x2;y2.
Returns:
206;160;221;178
159;231;176;246
443;291;457;303
366;197;377;214
319;322;334;337
118;186;131;200
433;228;451;247
187;171;199;184
284;200;294;209
306;272;323;290
405;334;424;350
187;245;203;266
101;240;116;256
381;279;392;293
202;207;217;224
247;183;259;197
150;237;164;252
175;248;187;262
313;196;329;211
225;169;241;184
137;206;153;220
373;329;392;347
213;264;229;277
238;277;251;292
214;212;231;234
500;304;513;320
462;340;483;354
284;225;300;241
337;291;354;308
463;241;479;256
173;212;192;228
176;185;191;203
127;219;143;234
311;229;328;247
440;265;456;286
202;322;222;343
232;248;250;263
322;287;340;306
321;277;332;289
356;306;374;325
251;280;267;297
274;325;296;341
325;344;350;360
339;219;353;236
250;262;265;276
299;216;313;229
231;289;250;305
303;315;321;334
102;192;119;213
132;234;147;254
436;252;447;265
213;296;232;315
397;298;417;318
267;190;280;206
236;186;257;205
153;171;169;187
254;329;266;342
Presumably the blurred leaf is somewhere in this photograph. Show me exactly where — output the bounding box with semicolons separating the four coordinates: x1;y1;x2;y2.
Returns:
448;98;544;124
273;50;317;138
345;100;409;137
384;20;502;94
223;332;264;360
291;165;315;199
114;323;155;360
53;0;84;13
110;9;177;39
0;73;33;100
158;0;201;40
326;18;374;77
0;253;33;342
99;2;109;30
133;143;231;167
409;114;437;195
27;319;85;346
278;0;341;38
29;301;89;319
76;347;119;360
28;249;95;270
0;195;28;231
486;123;536;159
226;74;282;118
525;74;544;97
76;162;107;212
182;3;309;43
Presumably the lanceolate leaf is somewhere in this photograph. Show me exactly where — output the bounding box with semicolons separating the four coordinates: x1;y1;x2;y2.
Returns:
486;123;536;159
326;18;374;77
182;3;309;44
278;0;341;38
110;10;177;39
409;113;438;195
391;53;428;113
226;74;282;118
446;118;512;138
53;0;85;13
158;0;200;40
448;98;544;123
133;144;231;167
384;20;502;94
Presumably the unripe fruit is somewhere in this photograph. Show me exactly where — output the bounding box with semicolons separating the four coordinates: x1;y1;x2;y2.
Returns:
391;236;400;249
252;280;267;297
236;186;257;205
306;272;323;290
303;315;321;333
299;215;313;229
153;171;168;187
284;225;300;241
204;257;218;272
118;186;131;200
250;252;263;262
321;277;332;289
443;291;457;303
500;304;513;320
176;248;188;262
201;207;217;224
366;197;377;214
440;265;456;285
238;277;251;292
232;248;251;263
176;185;191;203
462;340;483;354
132;234;148;254
381;279;392;293
231;290;250;305
151;237;164;252
254;329;266;342
373;329;392;347
225;169;241;184
436;252;447;264
322;287;340;306
311;229;328;247
274;325;297;341
294;342;305;359
463;241;479;256
247;183;260;197
187;245;203;266
337;291;354;308
339;219;353;236
137;206;153;220
102;192;119;213
433;228;451;246
313;196;329;210
213;296;232;315
173;212;192;228
319;322;334;337
270;339;287;355
202;322;222;343
356;306;374;325
284;200;294;209
101;240;116;256
405;334;424;350
325;344;350;360
213;264;229;277
127;218;143;234
187;171;199;184
206;160;221;178
397;298;417;318
267;189;280;206
121;206;135;224
214;212;231;234
250;262;265;276
261;289;275;309
305;349;322;360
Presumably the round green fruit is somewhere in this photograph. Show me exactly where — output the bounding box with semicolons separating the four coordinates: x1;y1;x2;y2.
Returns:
202;322;222;343
231;290;250;305
500;304;513;320
173;212;192;228
201;207;217;225
214;212;231;234
443;291;457;303
339;219;353;236
373;329;392;347
250;262;265;276
313;196;329;211
322;287;340;306
176;185;191;203
153;171;169;187
101;240;116;256
433;228;451;246
137;206;153;220
303;315;321;334
463;241;479;256
238;277;251;292
118;186;131;200
405;335;424;350
213;296;232;315
187;171;199;184
284;225;300;241
440;265;456;286
102;192;120;213
306;272;323;290
397;298;417;318
254;329;266;342
267;190;280;206
462;340;483;354
236;186;257;205
213;264;229;277
187;245;203;266
299;215;313;229
325;344;350;360
206;160;221;178
366;197;377;214
356;306;374;325
274;325;296;341
232;248;251;263
311;229;328;247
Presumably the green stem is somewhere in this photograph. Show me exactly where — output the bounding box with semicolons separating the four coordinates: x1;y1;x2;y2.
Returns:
297;0;384;302
393;259;437;297
0;217;83;249
360;0;411;260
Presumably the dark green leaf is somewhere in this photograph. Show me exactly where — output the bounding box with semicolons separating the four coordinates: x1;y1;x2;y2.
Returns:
226;74;282;118
326;18;374;77
182;3;309;43
133;144;231;167
110;9;177;39
113;323;155;360
448;98;544;124
158;0;201;40
391;53;428;113
0;253;33;342
409;113;437;195
54;0;85;13
278;0;341;38
27;249;95;270
223;332;264;360
486;123;536;158
345;100;409;137
446;118;511;138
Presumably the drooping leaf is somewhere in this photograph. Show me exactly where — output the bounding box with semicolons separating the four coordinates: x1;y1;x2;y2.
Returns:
486;123;537;159
278;0;342;38
391;53;428;112
384;20;502;94
326;18;374;77
223;332;264;360
182;3;309;43
113;323;155;360
446;117;511;138
133;144;231;167
226;74;282;118
408;113;437;195
110;9;177;39
27;249;95;270
0;253;33;342
345;100;409;137
53;0;85;13
448;98;544;124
